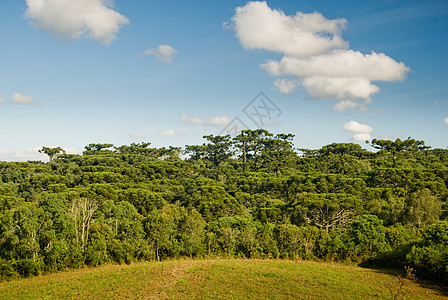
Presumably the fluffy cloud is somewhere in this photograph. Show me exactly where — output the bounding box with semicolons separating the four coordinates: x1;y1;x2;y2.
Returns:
13;147;46;161
351;133;373;141
231;1;410;110
160;130;183;136
232;1;347;57
62;146;82;155
208;116;232;126
0;94;5;103
0;146;80;162
262;50;409;81
303;77;378;101
0;148;11;157
444;117;448;125
333;99;372;112
142;45;177;64
343;120;374;141
181;114;204;125
0;146;82;162
25;0;129;45
273;79;299;95
0;147;36;161
12;93;37;104
181;114;231;126
344;120;373;133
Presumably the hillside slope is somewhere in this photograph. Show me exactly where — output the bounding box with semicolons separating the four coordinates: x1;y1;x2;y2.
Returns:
0;259;445;299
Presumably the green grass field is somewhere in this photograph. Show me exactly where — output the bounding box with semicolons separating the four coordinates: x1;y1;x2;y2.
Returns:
0;259;446;299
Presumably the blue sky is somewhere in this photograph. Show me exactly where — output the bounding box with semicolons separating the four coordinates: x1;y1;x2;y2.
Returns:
0;0;447;161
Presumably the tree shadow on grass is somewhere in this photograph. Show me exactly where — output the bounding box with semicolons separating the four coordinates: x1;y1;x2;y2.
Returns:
358;262;448;298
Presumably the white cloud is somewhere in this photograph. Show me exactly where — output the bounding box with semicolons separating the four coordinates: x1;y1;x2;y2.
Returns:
25;0;129;45
62;146;82;155
181;114;231;126
231;1;410;110
0;148;11;157
262;51;408;106
304;77;379;101
160;130;183;136
0;147;46;162
142;44;177;64
0;146;81;162
181;114;204;125
343;120;374;141
208;116;232;126
444;117;448;125
12;93;37;104
273;79;299;95
0;94;6;103
333;99;372;112
232;1;348;58
262;50;409;81
130;133;146;139
352;133;372;141
344;120;374;133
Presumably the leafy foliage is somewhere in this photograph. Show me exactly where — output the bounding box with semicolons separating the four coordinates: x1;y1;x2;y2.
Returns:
0;131;447;283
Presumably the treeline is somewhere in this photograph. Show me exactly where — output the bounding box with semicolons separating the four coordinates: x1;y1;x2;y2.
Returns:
0;130;447;284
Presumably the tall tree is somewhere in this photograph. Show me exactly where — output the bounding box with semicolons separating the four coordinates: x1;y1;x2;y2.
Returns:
12;203;47;262
233;129;274;170
84;143;114;151
317;143;365;157
260;133;296;175
405;189;442;229
186;134;234;166
234;130;251;164
39;146;66;163
367;137;429;162
115;142;153;155
69;198;98;250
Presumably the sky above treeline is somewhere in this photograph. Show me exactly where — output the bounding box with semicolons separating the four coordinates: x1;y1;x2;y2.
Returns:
0;0;447;161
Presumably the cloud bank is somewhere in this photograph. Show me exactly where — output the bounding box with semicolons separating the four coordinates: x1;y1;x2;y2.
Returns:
12;93;37;104
344;120;374;141
231;1;410;110
0;146;80;162
25;0;129;45
160;130;184;136
142;45;177;64
181;114;231;126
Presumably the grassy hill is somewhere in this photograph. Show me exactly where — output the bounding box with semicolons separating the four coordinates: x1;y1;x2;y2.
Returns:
0;259;445;299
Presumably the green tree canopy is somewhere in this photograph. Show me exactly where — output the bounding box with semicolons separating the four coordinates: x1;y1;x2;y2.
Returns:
367;137;429;162
39;147;66;163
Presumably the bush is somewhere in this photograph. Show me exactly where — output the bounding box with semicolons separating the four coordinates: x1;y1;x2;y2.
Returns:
110;240;134;264
15;259;42;277
0;260;16;281
348;215;390;261
42;240;71;273
406;221;448;283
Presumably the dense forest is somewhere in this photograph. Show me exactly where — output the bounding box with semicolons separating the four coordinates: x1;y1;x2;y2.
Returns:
0;130;447;284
